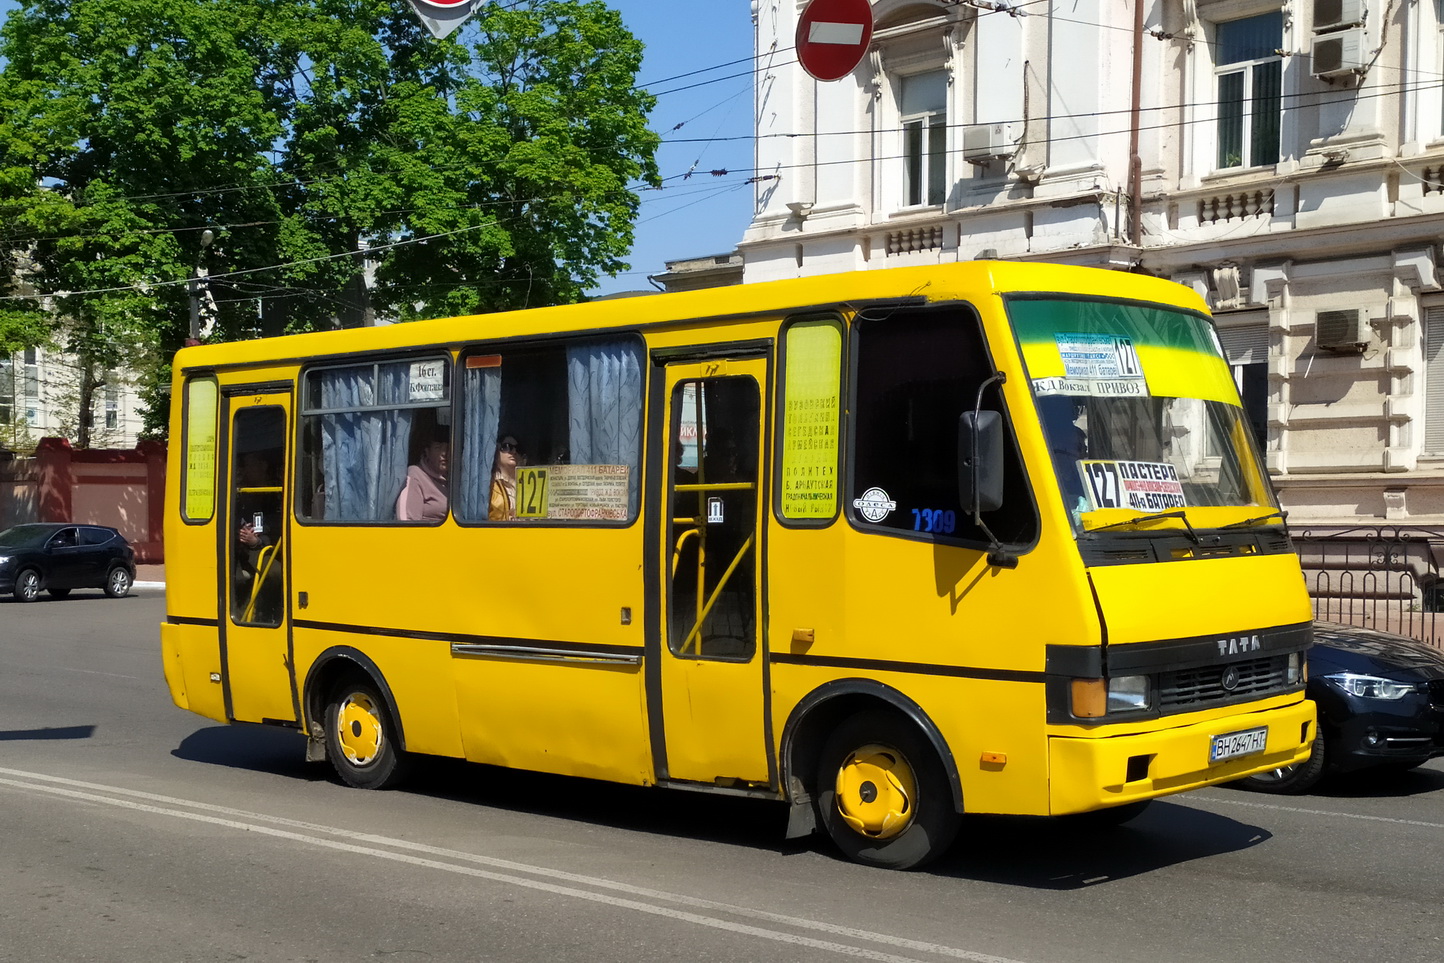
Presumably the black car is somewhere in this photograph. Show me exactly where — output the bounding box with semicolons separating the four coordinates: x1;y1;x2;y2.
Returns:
0;523;137;601
1239;621;1444;793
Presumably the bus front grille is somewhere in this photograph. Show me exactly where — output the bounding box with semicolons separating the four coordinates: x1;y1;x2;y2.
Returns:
1157;655;1291;710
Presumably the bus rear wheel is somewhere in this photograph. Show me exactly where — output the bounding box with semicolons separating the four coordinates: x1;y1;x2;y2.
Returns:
324;679;410;790
814;711;959;870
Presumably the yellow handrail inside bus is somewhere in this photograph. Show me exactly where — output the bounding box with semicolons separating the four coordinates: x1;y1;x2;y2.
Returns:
242;541;280;623
671;526;700;577
680;533;755;655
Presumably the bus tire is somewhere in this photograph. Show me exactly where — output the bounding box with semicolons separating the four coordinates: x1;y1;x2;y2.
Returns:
814;711;959;870
324;679;410;790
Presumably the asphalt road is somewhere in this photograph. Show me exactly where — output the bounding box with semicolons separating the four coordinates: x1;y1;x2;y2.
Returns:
2;590;1442;963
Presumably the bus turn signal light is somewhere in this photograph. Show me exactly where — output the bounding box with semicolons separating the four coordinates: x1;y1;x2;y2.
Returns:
1071;678;1107;718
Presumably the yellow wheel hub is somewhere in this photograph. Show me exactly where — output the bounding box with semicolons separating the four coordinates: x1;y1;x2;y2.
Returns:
335;693;383;767
834;744;917;839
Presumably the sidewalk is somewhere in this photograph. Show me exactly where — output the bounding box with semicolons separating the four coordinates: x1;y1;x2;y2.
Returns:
135;563;165;589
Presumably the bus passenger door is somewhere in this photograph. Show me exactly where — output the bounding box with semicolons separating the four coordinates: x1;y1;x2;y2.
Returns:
221;392;297;725
654;359;771;787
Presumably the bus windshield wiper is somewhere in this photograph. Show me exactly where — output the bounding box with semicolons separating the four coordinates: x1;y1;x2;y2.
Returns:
1086;509;1200;543
1221;510;1289;530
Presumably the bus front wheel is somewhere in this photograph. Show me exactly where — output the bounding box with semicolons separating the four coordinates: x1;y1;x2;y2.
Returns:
814;711;959;870
324;679;410;790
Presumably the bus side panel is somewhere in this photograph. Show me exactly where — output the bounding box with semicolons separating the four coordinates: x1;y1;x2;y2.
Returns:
161;622;227;723
771;664;1052;815
767;521;1095;817
292;629;465;759
445;527;651;784
454;660;651;783
288;525;649;780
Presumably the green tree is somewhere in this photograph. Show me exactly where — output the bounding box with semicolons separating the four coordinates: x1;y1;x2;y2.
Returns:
0;0;660;441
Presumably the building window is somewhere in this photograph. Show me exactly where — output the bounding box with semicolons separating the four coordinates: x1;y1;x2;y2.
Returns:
23;347;38;422
0;356;13;425
104;382;119;430
1215;13;1282;170
1424;307;1444;455
900;70;947;207
1216;321;1269;449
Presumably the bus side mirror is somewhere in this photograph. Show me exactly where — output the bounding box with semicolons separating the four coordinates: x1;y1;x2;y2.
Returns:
959;410;1005;515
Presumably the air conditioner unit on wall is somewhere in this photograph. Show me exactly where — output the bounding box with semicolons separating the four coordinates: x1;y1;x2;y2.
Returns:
1312;27;1367;80
962;124;1016;164
1312;0;1367;33
1316;309;1369;352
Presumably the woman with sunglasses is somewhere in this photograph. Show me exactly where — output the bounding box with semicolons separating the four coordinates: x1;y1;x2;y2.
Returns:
489;435;523;520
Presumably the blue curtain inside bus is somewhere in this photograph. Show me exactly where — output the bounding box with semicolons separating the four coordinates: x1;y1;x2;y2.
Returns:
566;341;644;514
318;364;414;521
458;365;501;520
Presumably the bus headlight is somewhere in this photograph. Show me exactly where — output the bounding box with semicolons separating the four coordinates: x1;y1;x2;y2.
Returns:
1107;675;1151;713
1286;652;1303;685
1070;676;1151;718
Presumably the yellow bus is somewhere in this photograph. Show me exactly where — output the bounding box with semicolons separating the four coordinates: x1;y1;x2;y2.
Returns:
161;261;1314;869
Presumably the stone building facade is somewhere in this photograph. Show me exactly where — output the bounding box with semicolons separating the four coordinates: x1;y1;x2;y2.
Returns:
741;0;1444;529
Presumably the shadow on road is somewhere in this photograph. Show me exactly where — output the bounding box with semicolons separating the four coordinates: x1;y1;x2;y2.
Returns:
169;727;1282;888
926;802;1271;888
0;724;97;741
173;724;322;782
0;591;159;604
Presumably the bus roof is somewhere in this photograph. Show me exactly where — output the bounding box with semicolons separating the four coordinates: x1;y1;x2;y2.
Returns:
173;261;1209;372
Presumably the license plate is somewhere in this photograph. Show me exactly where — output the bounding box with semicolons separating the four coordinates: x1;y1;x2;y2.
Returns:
1210;726;1268;763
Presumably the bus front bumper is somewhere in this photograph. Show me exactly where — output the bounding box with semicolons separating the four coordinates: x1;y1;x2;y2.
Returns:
1048;698;1316;815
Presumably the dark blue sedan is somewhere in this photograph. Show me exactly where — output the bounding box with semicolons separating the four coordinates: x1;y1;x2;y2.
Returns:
0;523;136;602
1239;621;1444;793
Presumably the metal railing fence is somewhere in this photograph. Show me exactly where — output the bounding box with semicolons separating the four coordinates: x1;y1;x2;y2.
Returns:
1294;526;1444;648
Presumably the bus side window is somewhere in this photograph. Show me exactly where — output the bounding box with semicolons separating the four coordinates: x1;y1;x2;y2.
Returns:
298;358;451;524
849;305;1037;547
456;337;644;524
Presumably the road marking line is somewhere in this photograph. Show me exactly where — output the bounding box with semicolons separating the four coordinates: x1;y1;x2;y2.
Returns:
0;768;1028;963
1197;794;1444;830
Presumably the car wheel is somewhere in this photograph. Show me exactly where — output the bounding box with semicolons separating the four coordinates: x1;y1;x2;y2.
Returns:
1237;725;1327;794
814;711;959;870
47;588;71;600
324;679;410;790
14;569;41;602
104;567;132;599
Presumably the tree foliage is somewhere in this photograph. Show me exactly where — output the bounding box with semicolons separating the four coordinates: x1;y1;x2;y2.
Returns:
0;0;659;441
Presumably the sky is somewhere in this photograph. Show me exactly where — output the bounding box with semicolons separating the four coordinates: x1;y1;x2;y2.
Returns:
595;1;757;295
0;0;758;299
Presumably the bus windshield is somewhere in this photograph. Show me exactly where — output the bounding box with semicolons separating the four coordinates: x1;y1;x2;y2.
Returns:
1008;296;1277;532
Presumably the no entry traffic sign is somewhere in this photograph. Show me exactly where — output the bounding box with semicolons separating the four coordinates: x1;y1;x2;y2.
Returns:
407;0;483;40
795;0;875;82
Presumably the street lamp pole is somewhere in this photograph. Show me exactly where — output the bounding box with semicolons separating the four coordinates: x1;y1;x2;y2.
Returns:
188;229;215;340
